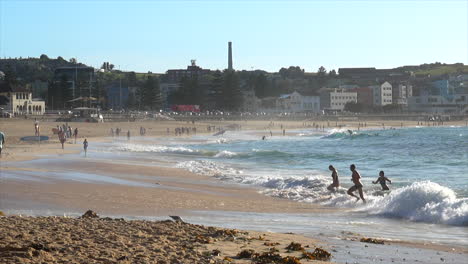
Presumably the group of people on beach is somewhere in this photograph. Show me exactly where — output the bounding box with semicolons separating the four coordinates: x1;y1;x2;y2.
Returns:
55;123;79;149
111;128;131;140
175;127;196;136
327;164;392;203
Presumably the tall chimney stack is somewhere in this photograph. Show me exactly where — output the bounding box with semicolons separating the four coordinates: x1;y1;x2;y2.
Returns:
228;41;233;71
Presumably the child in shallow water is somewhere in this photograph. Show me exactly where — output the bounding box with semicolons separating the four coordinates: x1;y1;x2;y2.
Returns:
373;171;392;190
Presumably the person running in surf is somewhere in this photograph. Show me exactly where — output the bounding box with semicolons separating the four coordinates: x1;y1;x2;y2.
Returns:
327;165;339;192
347;164;366;203
373;170;391;191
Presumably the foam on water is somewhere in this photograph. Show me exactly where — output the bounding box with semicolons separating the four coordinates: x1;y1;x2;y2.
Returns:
176;159;468;226
112;143;199;155
110;127;468;226
362;181;468;226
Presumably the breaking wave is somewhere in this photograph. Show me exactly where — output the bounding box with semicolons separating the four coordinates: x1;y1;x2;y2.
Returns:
176;160;467;226
363;181;468;226
322;128;380;139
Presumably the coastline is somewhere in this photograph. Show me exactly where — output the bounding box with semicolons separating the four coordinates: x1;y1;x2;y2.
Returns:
1;118;467;263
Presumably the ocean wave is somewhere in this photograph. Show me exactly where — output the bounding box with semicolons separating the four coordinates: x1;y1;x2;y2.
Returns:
175;159;468;226
251;149;294;158
176;160;244;181
214;150;239;158
363;181;468;226
112;144;200;155
322;130;380;140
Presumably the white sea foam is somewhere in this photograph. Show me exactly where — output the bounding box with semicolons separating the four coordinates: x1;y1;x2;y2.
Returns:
112;143;199;155
176;159;468;226
176;160;242;178
214;150;239;158
362;181;468;226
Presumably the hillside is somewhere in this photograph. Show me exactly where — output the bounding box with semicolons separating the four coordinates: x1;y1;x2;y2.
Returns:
396;63;468;76
0;55;86;83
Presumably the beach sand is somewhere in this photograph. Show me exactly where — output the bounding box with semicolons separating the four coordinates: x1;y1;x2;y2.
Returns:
1;118;467;263
0;214;332;264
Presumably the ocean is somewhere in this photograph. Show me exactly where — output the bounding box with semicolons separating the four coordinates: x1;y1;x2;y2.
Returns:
103;126;468;247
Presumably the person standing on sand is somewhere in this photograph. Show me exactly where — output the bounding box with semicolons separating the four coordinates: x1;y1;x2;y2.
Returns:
327;165;339;192
83;139;88;157
373;171;392;191
127;130;130;140
74;127;78;144
0;131;5;157
59;131;66;149
34;121;40;136
347;164;366;203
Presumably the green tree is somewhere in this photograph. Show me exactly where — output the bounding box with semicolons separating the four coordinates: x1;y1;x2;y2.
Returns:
142;76;162;110
3;65;17;85
317;66;327;87
222;70;242;110
344;101;363;113
207;70;224;109
253;73;268;98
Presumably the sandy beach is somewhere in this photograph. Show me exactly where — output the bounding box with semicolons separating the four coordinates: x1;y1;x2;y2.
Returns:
1;118;467;263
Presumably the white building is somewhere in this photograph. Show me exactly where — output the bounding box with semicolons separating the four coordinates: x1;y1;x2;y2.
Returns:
0;88;45;115
372;81;393;106
320;89;357;111
276;91;320;113
408;94;468;113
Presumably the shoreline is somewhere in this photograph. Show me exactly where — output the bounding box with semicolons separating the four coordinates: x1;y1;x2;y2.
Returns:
1;119;467;263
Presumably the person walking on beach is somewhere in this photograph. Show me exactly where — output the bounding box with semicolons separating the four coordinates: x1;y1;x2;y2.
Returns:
327;165;339;192
373;171;392;191
0;131;5;157
83;139;88;157
347;164;366;203
127;130;130;140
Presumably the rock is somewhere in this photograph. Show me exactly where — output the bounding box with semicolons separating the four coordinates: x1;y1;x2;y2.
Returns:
360;237;384;244
169;216;184;223
81;210;99;219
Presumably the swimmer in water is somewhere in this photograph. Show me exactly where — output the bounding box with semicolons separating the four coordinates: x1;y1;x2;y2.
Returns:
372;170;391;191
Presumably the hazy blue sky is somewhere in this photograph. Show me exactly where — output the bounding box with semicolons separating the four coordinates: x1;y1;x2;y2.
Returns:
1;0;467;73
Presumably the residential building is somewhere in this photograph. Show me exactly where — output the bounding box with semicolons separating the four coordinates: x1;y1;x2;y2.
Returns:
276;91;320;113
54;66;96;99
0;82;45;115
166;60;211;83
106;83;128;110
350;87;373;106
408;94;468;113
339;68;376;80
372;81;393;106
432;80;454;97
320;88;357;111
393;83;413;106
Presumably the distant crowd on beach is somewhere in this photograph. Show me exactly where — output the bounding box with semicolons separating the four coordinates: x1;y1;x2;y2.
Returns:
327;164;392;203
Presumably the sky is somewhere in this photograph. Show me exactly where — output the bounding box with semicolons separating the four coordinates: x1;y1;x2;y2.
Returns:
1;0;467;73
